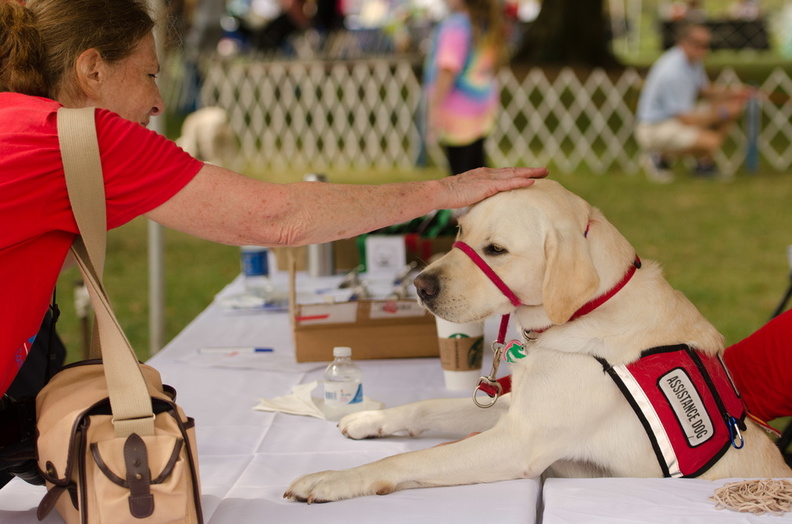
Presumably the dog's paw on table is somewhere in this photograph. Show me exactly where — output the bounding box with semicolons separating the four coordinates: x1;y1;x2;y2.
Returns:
284;470;396;503
339;410;403;439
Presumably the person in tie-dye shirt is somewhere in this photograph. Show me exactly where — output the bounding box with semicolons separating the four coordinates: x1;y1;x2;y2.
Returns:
424;0;504;176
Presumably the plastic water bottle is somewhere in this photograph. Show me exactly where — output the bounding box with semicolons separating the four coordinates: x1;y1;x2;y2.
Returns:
240;245;273;298
323;346;364;421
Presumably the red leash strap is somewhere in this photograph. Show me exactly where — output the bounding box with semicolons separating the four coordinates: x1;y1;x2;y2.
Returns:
496;314;510;343
478;375;512;397
473;314;515;404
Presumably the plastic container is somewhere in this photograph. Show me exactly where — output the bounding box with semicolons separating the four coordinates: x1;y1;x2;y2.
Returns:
240;245;273;298
303;173;335;277
323;346;364;421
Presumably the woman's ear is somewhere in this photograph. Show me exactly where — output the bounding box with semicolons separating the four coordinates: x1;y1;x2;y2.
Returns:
73;48;104;99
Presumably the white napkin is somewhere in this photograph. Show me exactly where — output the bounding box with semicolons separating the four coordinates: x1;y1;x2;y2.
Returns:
254;380;383;420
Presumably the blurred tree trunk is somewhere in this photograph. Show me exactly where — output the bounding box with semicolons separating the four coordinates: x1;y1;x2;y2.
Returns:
511;0;622;69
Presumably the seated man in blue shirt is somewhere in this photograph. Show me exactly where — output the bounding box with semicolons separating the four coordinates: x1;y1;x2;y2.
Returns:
635;22;751;182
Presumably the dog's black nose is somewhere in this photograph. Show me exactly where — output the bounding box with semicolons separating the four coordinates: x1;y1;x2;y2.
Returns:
414;272;440;302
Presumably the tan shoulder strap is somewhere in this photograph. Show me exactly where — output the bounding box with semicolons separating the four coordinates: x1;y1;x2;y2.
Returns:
57;107;106;278
58;107;105;360
57;107;155;437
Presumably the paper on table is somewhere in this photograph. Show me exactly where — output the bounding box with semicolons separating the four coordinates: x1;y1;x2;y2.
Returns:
254;380;383;420
216;293;289;313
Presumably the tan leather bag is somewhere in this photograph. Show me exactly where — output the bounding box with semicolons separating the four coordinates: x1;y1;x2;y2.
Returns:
35;108;203;523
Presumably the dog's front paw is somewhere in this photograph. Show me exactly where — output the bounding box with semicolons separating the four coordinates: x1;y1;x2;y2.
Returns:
284;470;395;503
338;406;421;440
338;410;386;439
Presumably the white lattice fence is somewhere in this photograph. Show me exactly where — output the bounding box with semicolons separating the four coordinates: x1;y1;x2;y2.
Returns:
192;58;792;175
755;68;792;171
490;68;645;174
199;59;423;171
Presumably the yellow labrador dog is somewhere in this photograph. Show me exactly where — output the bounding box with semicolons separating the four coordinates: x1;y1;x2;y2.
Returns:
285;180;792;503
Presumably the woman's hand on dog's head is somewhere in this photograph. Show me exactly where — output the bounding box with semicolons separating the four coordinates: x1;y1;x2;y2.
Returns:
442;166;549;209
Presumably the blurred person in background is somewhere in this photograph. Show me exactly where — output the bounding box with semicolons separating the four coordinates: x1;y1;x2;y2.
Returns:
423;0;504;177
635;22;751;183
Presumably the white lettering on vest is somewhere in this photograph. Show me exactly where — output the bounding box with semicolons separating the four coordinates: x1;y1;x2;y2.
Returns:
659;369;714;447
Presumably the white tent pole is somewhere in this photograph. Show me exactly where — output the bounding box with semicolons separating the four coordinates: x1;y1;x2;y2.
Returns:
629;0;642;55
148;0;166;355
148;221;165;355
609;0;628;55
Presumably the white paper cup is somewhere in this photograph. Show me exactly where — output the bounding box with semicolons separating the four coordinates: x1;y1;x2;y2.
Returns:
442;369;483;391
435;318;485;390
435;318;484;338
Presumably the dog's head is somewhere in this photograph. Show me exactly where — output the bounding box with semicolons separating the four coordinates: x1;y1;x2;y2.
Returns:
414;179;634;326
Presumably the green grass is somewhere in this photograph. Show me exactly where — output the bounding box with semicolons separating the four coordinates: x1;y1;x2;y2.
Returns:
553;167;792;347
53;164;792;367
56;221;241;363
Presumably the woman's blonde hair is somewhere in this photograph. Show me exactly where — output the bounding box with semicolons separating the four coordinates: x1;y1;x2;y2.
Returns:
0;0;154;99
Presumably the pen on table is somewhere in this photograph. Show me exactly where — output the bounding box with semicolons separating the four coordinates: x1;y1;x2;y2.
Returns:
198;347;274;354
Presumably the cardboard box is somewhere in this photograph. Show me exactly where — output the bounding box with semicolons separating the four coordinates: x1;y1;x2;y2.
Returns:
291;300;439;362
274;234;455;273
286;256;439;362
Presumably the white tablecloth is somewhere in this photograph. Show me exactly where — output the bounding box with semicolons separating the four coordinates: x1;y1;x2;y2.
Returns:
0;273;540;523
542;477;792;523
2;272;789;523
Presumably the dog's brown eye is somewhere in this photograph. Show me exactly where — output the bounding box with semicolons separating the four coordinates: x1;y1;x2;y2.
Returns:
484;244;507;255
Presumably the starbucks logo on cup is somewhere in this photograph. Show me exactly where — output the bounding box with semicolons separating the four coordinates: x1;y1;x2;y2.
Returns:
448;333;484;368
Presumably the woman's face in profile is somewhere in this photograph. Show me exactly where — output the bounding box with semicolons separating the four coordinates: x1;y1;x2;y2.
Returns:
92;32;165;127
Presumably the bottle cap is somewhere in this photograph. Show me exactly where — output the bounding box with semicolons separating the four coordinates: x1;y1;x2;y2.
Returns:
333;346;352;357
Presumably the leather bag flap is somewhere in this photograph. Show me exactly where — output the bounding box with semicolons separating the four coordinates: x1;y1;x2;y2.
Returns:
36;361;169;483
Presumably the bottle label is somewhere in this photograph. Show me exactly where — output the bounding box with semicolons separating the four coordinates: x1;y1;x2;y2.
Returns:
324;381;363;406
241;248;269;277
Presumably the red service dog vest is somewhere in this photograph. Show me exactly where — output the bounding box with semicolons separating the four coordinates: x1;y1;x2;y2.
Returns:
596;344;746;478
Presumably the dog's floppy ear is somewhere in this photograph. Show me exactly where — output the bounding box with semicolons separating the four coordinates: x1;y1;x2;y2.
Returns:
542;225;600;324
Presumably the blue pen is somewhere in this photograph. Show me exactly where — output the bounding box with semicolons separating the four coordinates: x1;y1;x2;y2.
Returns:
198;347;274;354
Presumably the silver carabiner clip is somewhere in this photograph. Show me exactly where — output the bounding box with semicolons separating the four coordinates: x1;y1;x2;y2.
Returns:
473;377;502;408
728;416;745;450
471;340;506;408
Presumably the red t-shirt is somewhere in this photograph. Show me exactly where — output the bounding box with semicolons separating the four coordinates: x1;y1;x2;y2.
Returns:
0;93;203;395
724;309;792;422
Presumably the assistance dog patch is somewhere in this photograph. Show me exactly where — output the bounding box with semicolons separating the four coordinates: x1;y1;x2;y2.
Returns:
659;368;715;446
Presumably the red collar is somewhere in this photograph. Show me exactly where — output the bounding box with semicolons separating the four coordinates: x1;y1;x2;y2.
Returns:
566;255;641;323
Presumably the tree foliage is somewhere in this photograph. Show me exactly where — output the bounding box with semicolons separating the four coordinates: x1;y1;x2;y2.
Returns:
511;0;622;69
